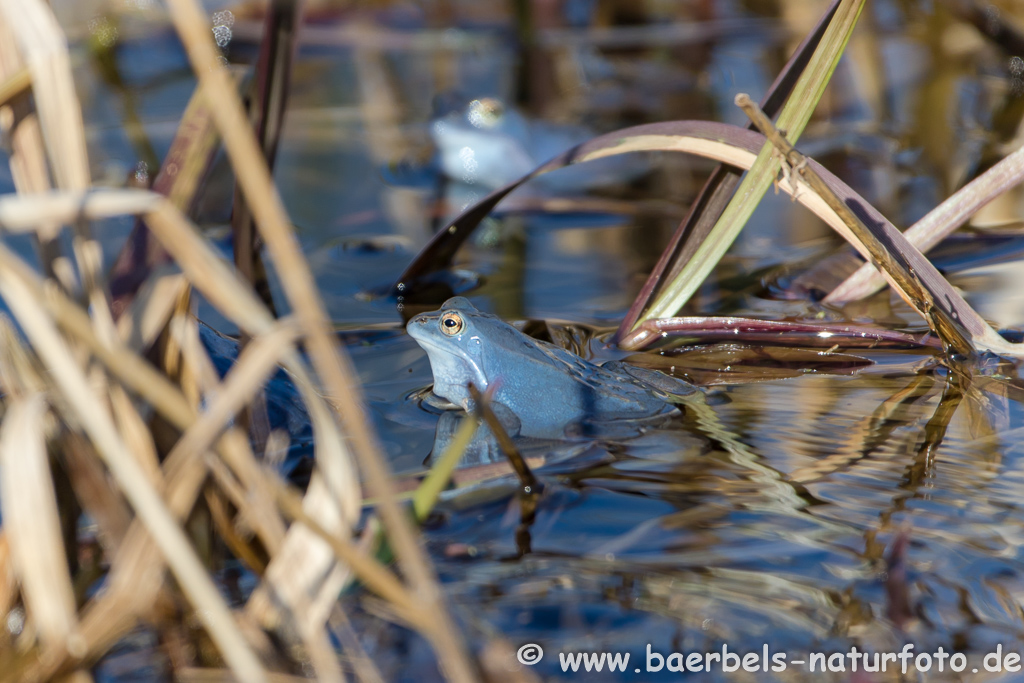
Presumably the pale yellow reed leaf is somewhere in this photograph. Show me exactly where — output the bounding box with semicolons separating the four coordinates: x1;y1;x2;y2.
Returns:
0;393;83;656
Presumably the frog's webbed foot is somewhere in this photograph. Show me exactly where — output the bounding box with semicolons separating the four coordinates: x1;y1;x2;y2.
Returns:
429;402;524;467
569;404;679;440
487;401;523;438
600;361;699;402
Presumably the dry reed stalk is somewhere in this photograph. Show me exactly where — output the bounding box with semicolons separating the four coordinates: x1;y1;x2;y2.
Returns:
108;383;164;489
116;272;190;352
160;3;473;674
0;0;120;360
0;533;15;652
110;79;230;314
140;204;366;636
0;203;365;679
178;320;300;457
182;318;345;682
61;433;133;554
0;0;88;191
269;478;424;628
0;1;474;678
826;140;1024;303
0;13;59;263
0;189;163;231
164;318;301;552
204;482;266;574
0;271;269;682
0;240;195;428
0;394;83;657
0;269;259;677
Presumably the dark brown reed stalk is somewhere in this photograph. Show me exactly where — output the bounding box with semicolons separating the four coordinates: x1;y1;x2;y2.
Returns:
231;0;303;316
109;85;224;317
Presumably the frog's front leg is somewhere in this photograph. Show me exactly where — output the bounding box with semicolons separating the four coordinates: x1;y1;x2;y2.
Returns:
486;400;523;438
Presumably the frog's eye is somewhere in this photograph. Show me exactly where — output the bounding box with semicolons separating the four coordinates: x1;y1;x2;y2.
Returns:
439;311;464;336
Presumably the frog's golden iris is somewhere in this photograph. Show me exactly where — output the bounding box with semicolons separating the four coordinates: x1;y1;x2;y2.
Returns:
439;310;464;336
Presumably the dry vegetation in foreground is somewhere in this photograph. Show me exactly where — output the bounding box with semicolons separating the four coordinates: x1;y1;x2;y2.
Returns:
0;1;479;681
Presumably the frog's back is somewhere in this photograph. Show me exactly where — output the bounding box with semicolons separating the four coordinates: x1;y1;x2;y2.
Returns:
478;326;673;437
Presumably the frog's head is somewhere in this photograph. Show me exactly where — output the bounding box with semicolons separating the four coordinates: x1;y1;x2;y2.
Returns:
407;297;493;408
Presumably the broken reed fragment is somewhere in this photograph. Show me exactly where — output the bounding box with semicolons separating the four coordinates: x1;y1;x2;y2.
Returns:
734;92;1023;358
826;139;1024;304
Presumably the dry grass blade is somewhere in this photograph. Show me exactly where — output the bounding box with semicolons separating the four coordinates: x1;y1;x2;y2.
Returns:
0;269;269;682
269;476;425;629
0;239;195;430
0;394;83;657
0;0;119;348
142;201;364;625
0;11;59;254
166;318;299;475
826;141;1024;303
138;199;367;651
116;271;190;351
247;473;353;639
156;12;475;679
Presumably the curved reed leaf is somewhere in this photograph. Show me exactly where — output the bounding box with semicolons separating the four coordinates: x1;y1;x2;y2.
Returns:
618;0;843;338
396;121;907;307
639;0;865;323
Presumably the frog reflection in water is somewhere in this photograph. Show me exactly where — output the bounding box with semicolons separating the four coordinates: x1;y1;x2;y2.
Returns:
407;297;696;439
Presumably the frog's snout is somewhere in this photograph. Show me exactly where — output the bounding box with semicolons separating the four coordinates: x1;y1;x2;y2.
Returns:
406;314;430;341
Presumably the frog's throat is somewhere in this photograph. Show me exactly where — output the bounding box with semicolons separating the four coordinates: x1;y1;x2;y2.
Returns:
412;337;488;398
